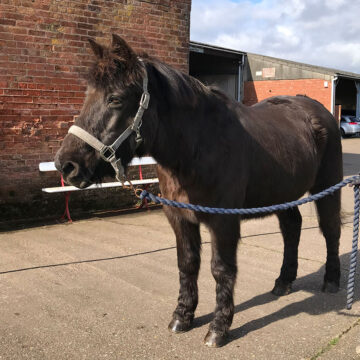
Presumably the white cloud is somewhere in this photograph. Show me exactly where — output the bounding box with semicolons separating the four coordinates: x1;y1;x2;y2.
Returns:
275;25;300;47
325;0;346;10
190;0;360;74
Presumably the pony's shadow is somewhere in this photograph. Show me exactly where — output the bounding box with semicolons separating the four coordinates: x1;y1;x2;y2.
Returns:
343;152;360;176
192;252;360;344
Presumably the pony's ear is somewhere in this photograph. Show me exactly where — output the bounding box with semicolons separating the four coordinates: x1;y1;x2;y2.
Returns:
88;38;104;58
111;34;137;62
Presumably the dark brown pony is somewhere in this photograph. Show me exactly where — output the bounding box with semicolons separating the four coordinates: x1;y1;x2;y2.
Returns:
55;35;343;347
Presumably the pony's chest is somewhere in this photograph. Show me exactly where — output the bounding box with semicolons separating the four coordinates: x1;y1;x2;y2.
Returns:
156;165;199;224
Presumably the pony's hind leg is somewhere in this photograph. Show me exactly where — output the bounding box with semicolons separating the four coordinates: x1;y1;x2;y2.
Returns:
165;210;201;333
310;119;342;292
272;207;302;296
314;192;341;292
204;215;239;347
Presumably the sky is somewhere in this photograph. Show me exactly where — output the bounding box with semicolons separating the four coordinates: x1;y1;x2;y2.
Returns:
190;0;360;74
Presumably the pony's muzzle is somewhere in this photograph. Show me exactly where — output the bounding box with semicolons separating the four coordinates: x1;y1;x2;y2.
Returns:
55;156;84;186
61;161;79;179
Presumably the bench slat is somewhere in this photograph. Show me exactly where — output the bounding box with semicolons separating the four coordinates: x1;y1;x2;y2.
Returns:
39;156;156;172
42;178;159;193
39;162;57;172
128;157;157;166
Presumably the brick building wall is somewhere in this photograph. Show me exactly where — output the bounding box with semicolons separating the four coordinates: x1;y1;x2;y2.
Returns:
243;79;333;112
0;0;191;226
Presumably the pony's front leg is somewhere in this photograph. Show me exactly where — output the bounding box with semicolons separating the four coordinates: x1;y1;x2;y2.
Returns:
205;215;239;347
165;210;201;333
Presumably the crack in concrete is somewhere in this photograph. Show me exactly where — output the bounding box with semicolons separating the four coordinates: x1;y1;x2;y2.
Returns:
309;318;360;359
241;241;324;263
241;241;353;273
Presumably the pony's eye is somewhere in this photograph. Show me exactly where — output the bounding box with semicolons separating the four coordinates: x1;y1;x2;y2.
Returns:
108;95;122;107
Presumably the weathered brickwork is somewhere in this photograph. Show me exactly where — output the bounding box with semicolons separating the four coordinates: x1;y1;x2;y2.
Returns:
243;79;332;112
0;0;191;224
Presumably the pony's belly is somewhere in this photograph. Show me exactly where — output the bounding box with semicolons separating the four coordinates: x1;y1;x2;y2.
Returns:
244;175;315;208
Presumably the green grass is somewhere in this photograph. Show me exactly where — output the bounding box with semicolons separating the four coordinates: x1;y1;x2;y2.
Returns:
310;318;360;360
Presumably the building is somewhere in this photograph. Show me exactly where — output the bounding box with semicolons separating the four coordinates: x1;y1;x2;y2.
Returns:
2;1;360;225
0;0;191;225
189;41;245;102
189;42;360;121
244;52;360;121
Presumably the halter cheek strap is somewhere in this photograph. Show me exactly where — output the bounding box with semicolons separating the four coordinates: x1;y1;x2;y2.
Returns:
68;59;150;183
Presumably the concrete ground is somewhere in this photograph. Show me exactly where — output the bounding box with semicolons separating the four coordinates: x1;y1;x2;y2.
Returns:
1;137;360;360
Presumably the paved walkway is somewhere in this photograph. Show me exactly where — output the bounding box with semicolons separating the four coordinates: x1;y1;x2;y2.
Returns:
1;137;360;359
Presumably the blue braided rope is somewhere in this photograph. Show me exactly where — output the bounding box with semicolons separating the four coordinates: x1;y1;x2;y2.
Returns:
140;175;359;215
140;174;360;310
347;185;360;310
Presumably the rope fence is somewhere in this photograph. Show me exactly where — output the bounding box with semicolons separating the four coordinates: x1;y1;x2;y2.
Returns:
140;174;360;310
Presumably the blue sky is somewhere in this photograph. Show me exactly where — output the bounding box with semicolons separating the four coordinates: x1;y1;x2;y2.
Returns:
190;0;360;74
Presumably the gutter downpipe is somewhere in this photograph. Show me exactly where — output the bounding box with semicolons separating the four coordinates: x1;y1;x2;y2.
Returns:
356;81;360;121
331;75;338;117
237;56;244;102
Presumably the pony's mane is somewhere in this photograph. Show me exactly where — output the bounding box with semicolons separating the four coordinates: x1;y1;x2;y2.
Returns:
86;46;144;89
85;42;228;112
146;57;216;108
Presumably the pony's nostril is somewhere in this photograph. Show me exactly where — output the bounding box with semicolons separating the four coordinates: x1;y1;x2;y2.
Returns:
62;161;78;177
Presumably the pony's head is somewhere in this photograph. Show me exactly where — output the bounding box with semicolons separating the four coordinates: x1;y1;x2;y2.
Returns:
55;34;149;188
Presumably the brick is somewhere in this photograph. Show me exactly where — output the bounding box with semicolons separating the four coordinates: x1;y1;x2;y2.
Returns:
0;18;16;26
0;0;191;221
243;79;332;112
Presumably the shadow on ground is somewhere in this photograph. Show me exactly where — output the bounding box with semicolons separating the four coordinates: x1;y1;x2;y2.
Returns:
1;230;359;348
343;153;360;176
193;252;360;345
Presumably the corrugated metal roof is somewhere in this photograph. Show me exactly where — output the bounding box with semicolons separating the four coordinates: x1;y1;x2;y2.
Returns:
247;52;360;80
190;41;360;80
190;41;245;57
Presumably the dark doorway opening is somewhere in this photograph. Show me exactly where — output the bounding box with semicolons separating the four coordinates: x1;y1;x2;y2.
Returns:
189;42;244;102
335;78;357;116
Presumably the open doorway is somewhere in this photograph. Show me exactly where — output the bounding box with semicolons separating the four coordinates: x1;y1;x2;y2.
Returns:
189;42;244;102
335;78;357;117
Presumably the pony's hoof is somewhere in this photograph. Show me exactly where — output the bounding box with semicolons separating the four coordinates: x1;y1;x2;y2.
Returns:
322;281;339;293
271;279;292;296
168;319;192;333
204;331;227;348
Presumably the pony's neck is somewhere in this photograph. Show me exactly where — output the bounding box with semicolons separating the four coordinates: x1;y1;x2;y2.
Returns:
143;60;234;178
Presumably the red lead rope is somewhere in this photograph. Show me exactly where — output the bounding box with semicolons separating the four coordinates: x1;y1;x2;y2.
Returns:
60;175;72;222
138;165;149;210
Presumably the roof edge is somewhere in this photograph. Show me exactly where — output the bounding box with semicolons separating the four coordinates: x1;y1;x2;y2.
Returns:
190;41;245;57
247;52;360;80
189;40;360;80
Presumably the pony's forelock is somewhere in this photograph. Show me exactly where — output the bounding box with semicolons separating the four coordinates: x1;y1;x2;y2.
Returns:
86;45;144;90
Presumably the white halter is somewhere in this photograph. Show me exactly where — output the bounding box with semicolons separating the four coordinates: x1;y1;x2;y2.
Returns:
68;60;150;182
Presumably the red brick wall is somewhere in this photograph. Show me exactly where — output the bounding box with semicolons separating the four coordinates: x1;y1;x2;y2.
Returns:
243;79;332;112
0;0;191;225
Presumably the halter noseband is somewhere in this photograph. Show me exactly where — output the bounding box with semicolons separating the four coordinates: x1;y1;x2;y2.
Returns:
67;59;150;182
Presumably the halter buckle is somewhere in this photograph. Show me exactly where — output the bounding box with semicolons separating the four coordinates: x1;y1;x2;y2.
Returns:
135;131;143;147
140;92;150;109
112;157;125;183
100;145;116;162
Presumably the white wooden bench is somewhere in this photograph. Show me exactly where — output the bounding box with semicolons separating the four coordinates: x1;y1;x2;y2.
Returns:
39;157;158;221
